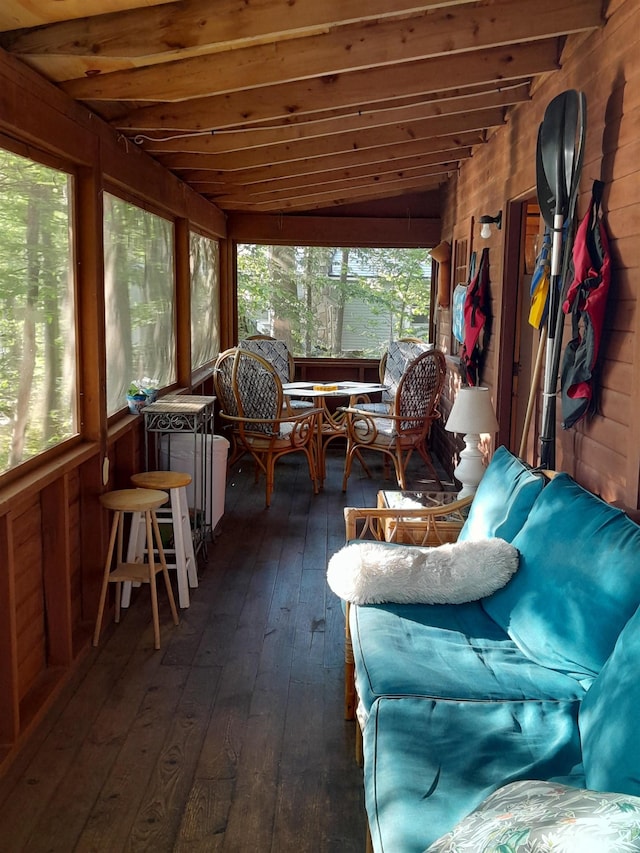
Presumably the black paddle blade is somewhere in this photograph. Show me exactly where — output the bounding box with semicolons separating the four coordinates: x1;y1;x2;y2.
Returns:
565;91;587;223
539;90;584;222
536;123;554;229
562;92;579;200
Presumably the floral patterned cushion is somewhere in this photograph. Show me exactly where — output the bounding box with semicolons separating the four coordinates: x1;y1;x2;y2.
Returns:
425;780;640;852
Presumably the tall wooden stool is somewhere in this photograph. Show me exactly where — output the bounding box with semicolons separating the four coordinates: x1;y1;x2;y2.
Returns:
123;470;198;609
93;488;179;650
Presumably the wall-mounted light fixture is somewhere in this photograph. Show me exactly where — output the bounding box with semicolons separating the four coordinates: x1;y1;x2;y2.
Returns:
479;211;502;239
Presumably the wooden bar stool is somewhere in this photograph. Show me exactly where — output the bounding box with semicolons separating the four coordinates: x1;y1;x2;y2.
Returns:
123;470;198;609
93;488;179;650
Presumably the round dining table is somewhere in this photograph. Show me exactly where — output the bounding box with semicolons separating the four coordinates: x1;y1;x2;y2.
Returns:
282;380;387;481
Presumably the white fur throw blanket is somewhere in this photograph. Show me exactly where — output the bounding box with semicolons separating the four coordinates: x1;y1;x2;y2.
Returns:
327;538;519;605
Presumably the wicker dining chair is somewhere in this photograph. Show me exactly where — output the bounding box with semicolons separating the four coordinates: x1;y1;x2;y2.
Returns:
341;348;447;491
239;335;293;382
354;337;433;415
239;335;313;413
213;347;320;507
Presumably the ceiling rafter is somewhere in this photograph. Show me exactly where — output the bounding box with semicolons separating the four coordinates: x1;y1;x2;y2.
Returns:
58;0;598;101
149;107;505;170
114;40;562;132
216;174;446;212
157;128;487;173
139;85;529;154
174;142;476;189
0;0;475;57
0;0;605;213
182;147;473;192
212;161;459;206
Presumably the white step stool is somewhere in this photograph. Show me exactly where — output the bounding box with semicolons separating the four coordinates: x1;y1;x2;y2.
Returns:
122;470;198;608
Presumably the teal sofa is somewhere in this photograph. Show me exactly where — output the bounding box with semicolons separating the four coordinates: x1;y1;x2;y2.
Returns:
343;447;640;852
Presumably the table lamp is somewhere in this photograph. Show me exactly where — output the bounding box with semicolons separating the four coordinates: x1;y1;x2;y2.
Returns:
445;386;499;498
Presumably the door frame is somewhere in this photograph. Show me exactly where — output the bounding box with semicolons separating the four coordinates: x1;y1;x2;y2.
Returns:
497;194;542;464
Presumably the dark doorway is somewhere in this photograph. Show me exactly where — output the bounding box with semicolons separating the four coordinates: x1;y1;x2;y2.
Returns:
499;197;544;465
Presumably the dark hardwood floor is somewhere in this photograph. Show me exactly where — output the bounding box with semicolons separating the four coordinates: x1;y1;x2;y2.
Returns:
0;444;451;853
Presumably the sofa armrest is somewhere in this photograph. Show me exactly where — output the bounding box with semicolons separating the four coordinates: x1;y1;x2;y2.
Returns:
343;497;473;544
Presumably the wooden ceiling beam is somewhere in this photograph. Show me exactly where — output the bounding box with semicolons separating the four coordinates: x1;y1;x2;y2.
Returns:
216;175;446;212
0;0;475;57
147;107;504;166
114;40;560;131
166;131;485;182
0;1;174;32
59;0;600;101
139;85;529;154
191;79;531;132
226;212;442;247
156;124;489;172
179;146;474;190
187;156;466;197
212;162;458;206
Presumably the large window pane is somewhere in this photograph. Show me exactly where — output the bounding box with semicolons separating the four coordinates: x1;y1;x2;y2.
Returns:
190;231;220;370
0;148;77;475
104;194;175;414
237;245;432;358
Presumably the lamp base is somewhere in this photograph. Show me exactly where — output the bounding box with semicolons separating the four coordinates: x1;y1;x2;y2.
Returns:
453;433;486;499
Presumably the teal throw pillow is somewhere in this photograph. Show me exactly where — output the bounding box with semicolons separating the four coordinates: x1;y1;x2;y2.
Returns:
483;473;640;676
458;446;545;543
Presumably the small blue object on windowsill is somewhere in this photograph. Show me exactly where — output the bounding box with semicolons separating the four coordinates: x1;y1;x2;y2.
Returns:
127;377;159;414
126;393;148;414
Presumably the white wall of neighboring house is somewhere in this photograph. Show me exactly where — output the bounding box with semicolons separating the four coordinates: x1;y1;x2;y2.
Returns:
341;300;393;354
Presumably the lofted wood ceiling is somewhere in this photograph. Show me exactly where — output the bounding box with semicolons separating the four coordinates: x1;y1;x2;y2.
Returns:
0;0;605;214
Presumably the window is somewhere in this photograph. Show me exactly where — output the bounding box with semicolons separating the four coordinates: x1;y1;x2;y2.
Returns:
237;244;432;358
0;147;77;475
190;231;220;370
103;194;175;415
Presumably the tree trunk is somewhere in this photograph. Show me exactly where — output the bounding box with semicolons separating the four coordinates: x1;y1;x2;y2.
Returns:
303;248;313;356
10;195;40;466
331;248;349;356
42;223;59;443
270;244;297;349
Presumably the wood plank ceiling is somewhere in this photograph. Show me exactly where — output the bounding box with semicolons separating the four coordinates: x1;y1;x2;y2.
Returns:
0;0;604;214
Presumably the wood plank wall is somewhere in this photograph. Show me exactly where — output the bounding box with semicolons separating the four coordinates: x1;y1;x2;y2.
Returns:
436;0;640;506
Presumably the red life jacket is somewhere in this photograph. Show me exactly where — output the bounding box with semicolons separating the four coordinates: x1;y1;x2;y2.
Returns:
560;180;611;429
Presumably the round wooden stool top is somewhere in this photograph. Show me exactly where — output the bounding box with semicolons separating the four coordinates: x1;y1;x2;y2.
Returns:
100;488;168;512
131;470;192;490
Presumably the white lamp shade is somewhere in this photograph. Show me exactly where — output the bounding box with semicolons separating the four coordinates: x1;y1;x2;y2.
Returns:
445;387;499;435
445;387;499;498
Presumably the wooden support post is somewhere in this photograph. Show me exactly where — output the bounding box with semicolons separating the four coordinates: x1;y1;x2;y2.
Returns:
0;514;20;746
42;477;74;666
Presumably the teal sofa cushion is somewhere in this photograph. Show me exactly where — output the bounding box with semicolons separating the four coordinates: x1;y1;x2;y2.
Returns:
350;601;586;717
483;473;640;677
579;601;640;795
457;446;546;543
364;695;582;853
